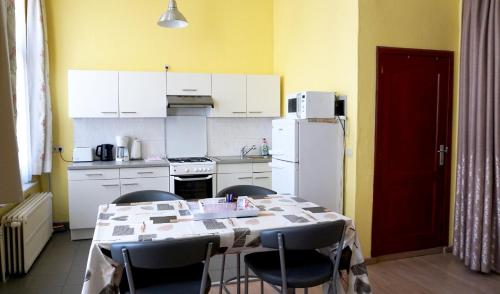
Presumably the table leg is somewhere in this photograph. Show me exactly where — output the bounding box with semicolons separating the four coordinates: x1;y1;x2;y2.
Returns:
219;254;226;294
236;252;241;294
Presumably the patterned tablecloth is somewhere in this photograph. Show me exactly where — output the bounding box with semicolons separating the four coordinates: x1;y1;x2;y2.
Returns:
82;195;371;294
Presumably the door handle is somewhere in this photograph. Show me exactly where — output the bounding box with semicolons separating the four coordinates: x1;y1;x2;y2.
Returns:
121;111;137;114
102;184;119;187
237;177;252;180
174;175;213;182
182;89;198;92
137;171;154;175
254;176;270;179
101;111;117;114
232;112;246;114
86;173;104;176
249;111;262;114
437;144;448;166
122;183;139;186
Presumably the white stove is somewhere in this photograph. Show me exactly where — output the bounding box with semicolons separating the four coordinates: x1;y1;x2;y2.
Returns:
168;157;216;175
168;157;216;199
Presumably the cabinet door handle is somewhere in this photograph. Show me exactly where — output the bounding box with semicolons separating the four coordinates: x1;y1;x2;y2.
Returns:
232;112;246;114
137;171;154;175
122;183;139;186
102;184;119;187
101;111;117;114
237;177;252;180
182;89;198;92
249;111;262;114
86;173;104;176
254;176;270;179
121;111;137;114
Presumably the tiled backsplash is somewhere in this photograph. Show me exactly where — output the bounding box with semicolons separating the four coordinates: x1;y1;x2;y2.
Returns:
73;117;272;159
207;118;272;156
73;118;166;159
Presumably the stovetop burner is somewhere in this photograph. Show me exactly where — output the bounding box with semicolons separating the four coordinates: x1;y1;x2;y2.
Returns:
168;157;213;163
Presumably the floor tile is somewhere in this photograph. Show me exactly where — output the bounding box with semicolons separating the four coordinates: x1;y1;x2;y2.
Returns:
62;284;83;294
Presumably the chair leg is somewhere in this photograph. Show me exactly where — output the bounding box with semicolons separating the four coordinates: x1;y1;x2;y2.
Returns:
260;280;264;294
219;254;226;294
244;263;249;294
236;253;241;294
304;288;308;294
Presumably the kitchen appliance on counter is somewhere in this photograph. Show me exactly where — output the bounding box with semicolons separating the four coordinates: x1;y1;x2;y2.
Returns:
169;157;216;199
95;144;114;161
130;139;142;160
286;91;336;119
271;118;344;213
72;147;93;162
115;136;130;162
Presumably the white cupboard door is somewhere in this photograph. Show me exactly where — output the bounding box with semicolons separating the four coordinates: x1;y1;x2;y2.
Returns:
270;159;298;196
217;173;253;192
68;179;120;229
253;172;272;190
119;72;166;117
166;73;211;96
68;70;119;118
210;74;247;117
120;177;170;195
246;75;280;117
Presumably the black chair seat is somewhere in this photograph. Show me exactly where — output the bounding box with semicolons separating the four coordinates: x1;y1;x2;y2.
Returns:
123;262;211;294
244;250;333;288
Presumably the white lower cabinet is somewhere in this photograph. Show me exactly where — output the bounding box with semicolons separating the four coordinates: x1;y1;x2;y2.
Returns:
217;173;253;192
120;177;169;195
216;162;273;193
252;172;272;190
68;167;170;240
68;179;120;230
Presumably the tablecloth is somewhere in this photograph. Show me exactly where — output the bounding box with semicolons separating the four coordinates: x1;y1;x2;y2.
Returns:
82;195;371;294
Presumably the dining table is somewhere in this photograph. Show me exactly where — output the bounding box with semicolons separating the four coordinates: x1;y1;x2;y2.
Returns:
81;194;371;294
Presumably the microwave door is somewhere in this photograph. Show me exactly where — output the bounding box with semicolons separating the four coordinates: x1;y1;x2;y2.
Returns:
271;119;299;163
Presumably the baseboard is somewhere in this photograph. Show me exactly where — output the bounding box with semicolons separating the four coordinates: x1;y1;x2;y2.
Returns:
367;246;450;264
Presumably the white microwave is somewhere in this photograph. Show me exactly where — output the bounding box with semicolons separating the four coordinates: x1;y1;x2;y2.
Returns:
286;91;336;119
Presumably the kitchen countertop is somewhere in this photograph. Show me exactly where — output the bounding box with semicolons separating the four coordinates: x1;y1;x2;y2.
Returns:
68;160;170;170
210;155;272;164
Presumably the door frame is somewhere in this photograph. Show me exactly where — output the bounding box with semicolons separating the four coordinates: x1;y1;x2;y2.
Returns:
372;46;454;257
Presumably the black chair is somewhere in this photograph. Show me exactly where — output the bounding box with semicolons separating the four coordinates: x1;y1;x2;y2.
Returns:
244;221;346;294
216;185;277;294
110;236;220;294
112;190;183;204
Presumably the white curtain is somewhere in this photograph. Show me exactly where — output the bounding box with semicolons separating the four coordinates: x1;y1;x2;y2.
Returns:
15;0;32;183
15;0;52;182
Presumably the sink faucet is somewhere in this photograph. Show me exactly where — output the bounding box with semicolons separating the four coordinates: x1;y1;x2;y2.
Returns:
240;145;256;158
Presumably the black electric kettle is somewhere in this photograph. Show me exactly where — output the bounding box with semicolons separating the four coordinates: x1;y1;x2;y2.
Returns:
96;144;114;161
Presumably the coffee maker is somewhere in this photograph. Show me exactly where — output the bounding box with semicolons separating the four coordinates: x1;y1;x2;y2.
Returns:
115;136;130;162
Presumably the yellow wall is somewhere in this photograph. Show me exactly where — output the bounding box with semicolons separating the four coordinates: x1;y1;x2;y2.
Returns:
273;0;359;217
45;0;274;221
357;0;461;257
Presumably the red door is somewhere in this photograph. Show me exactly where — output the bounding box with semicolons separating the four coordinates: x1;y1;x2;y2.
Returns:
372;47;454;257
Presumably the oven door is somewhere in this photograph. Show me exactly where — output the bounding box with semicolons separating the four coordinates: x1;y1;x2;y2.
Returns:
170;174;216;200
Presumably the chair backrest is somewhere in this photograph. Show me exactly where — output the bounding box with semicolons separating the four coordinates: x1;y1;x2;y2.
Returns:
216;185;277;198
112;190;183;204
110;235;220;269
260;220;346;250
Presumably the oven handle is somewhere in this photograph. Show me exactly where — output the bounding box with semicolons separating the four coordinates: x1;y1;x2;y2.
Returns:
173;175;213;182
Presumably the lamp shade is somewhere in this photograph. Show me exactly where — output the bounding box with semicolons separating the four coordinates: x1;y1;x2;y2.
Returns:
158;0;188;28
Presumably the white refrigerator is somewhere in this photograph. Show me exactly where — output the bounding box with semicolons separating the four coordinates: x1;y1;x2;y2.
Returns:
271;119;344;213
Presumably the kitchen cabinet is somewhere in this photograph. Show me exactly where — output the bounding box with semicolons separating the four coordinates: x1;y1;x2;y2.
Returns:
252;172;272;190
166;73;211;96
210;74;247;117
120;177;169;195
68;179;120;236
119;72;166;117
216;162;273;192
68;70;119;118
217;173;253;191
246;75;280;117
68;166;170;240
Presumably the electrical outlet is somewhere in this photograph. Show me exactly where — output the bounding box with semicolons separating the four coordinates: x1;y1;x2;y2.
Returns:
52;145;63;153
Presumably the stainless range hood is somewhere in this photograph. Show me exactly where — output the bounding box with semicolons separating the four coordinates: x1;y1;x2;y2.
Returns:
167;95;214;108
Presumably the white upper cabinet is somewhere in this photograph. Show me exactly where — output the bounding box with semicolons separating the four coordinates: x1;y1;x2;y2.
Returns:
68;70;119;118
210;74;247;117
166;73;211;96
246;75;280;117
119;72;166;117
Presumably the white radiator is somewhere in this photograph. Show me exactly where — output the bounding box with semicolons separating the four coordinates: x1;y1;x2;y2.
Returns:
0;192;53;280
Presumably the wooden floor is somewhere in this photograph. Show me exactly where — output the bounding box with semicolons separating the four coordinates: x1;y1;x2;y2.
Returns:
211;253;500;294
